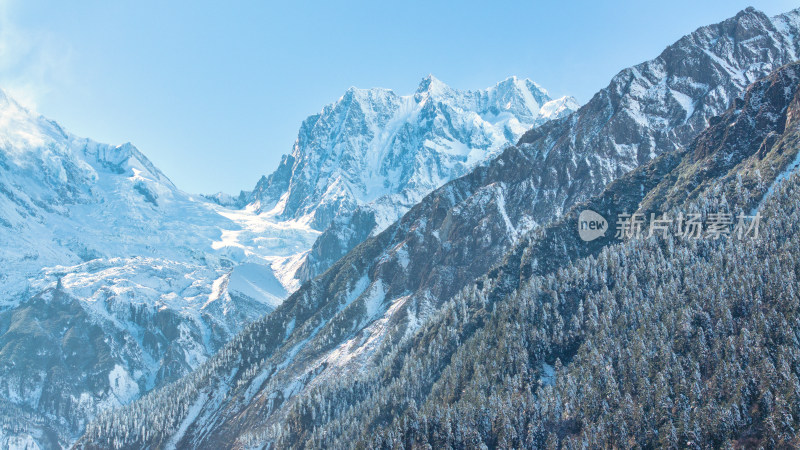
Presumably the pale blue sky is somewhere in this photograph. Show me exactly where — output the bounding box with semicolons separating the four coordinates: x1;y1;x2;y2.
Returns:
1;1;797;194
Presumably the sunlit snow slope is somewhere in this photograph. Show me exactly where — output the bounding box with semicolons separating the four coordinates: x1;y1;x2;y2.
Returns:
0;75;573;447
0;89;315;447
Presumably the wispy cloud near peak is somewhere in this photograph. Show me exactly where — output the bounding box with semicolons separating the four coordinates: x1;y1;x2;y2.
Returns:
0;0;73;110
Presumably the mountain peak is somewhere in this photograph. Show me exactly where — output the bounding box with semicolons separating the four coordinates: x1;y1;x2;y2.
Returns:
741;6;759;15
415;74;449;97
732;5;770;23
493;76;549;97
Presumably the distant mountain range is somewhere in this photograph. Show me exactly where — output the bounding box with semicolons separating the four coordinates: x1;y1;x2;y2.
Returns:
73;6;800;449
0;73;574;447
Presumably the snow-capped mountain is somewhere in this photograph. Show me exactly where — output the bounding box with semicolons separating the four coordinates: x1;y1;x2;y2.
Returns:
76;7;800;449
246;75;578;287
250;75;575;227
0;74;571;447
0;90;318;447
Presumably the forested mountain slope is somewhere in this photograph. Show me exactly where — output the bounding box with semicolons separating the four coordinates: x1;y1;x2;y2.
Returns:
293;59;800;450
76;8;800;449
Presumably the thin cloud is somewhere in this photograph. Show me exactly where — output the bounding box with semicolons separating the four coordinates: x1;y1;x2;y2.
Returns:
0;0;72;110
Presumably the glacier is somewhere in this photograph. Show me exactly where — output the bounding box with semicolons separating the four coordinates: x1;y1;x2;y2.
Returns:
0;75;573;447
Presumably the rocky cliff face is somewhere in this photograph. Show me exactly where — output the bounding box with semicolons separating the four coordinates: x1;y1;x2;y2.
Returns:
248;75;575;227
75;7;800;449
340;63;800;447
245;76;577;286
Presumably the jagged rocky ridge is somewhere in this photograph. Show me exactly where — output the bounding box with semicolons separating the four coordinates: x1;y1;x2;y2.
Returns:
248;76;575;226
343;62;800;448
244;76;578;287
76;7;800;448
